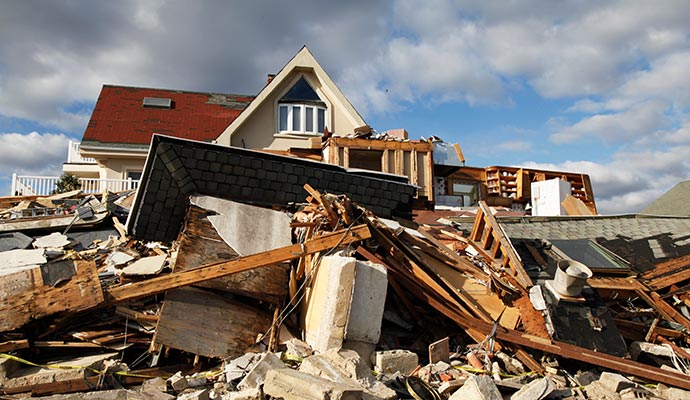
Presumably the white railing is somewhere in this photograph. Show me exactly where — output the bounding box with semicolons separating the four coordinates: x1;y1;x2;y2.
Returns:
67;141;96;164
11;174;139;196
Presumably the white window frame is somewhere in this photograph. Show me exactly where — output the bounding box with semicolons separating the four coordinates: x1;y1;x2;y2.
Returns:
278;103;327;135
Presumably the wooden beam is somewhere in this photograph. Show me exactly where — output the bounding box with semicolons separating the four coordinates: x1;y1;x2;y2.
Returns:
0;339;29;352
105;224;370;304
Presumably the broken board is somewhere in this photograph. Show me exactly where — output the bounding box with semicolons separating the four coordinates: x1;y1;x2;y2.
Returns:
153;287;273;358
0;259;103;332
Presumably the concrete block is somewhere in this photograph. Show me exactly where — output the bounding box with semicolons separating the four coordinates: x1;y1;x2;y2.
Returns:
140;377;175;400
167;371;189;392
303;253;357;353
263;368;363;400
584;380;618;399
346;259;387;344
510;377;555;400
372;350;419;375
236;352;286;391
448;375;502;400
225;353;262;383
598;371;635;393
299;349;396;400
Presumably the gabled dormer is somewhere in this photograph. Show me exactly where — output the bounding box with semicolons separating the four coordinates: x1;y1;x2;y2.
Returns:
215;46;365;150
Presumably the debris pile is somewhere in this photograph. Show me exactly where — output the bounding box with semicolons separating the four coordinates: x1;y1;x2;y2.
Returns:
1;185;690;399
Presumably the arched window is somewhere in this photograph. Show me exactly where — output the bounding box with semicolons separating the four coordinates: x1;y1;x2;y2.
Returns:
278;77;326;135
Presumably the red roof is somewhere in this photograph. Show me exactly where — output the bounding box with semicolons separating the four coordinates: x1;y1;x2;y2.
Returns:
82;85;254;146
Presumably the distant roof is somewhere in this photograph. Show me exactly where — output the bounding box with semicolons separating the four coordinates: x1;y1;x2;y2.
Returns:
642;181;690;216
81;85;254;148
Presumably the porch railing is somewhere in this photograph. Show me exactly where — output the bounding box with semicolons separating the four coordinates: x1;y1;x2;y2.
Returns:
10;174;140;197
67;141;96;164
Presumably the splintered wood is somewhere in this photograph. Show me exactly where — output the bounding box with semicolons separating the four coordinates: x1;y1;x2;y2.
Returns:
0;259;103;332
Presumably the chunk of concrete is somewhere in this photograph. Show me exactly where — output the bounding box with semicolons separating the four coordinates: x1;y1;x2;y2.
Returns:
657;383;690;400
299;349;396;400
510;377;555;400
119;255;166;276
177;388;210;400
236;352;286;391
140;377;175;400
167;371;189;392
263;368;363;400
33;232;71;249
448;375;502;400
598;371;635;393
303;253;357;353
222;387;263;400
224;353;262;383
191;195;291;256
372;349;419;375
345;259;387;344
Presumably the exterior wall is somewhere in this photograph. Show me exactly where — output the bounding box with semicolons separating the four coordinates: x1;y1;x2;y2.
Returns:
99;156;147;180
226;71;362;151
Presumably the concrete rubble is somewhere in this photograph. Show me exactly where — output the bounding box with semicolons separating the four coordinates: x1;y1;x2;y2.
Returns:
1;173;690;399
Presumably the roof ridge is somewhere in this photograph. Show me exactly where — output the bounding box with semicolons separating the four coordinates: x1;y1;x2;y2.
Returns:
102;84;255;99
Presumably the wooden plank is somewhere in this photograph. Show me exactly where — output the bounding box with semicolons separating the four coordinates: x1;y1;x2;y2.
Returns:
513;348;546;374
469;208;485;242
154;287;273;358
105;224;370;304
0;339;29;352
453;143;465;164
174;204;289;303
328;136;433;152
561;195;594;216
0;259;103;332
649;291;690;331
589;276;642;291
415;228;488;279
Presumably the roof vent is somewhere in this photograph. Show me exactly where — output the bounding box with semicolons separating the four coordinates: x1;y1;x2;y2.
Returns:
143;97;172;108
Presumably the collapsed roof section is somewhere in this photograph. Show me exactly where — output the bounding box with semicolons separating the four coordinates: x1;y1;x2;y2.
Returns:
126;135;416;242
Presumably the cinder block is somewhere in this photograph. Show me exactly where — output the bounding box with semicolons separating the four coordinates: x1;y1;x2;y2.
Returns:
598;372;635;393
372;350;418;375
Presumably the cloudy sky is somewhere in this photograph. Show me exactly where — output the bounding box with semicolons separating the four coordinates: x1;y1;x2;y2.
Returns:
1;0;689;214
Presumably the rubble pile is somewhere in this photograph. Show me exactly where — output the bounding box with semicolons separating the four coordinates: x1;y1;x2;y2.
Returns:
1;186;690;399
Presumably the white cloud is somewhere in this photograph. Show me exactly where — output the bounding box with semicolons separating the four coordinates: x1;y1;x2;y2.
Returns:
550;101;669;144
0;131;71;174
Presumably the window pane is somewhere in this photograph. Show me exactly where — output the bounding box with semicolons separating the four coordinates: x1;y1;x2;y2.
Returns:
292;105;301;131
279;106;288;131
317;108;325;133
305;107;314;132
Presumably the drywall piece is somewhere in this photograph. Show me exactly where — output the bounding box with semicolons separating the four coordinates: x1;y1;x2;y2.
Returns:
263;368;363;400
1;248;46;275
191;195;291;256
448;375;502;400
303;253;357;353
345;259;387;344
119;255;166;276
531;178;572;217
107;250;136;267
33;232;70;249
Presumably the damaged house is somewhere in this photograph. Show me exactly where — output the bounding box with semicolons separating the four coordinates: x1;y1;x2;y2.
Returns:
3;46;690;399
